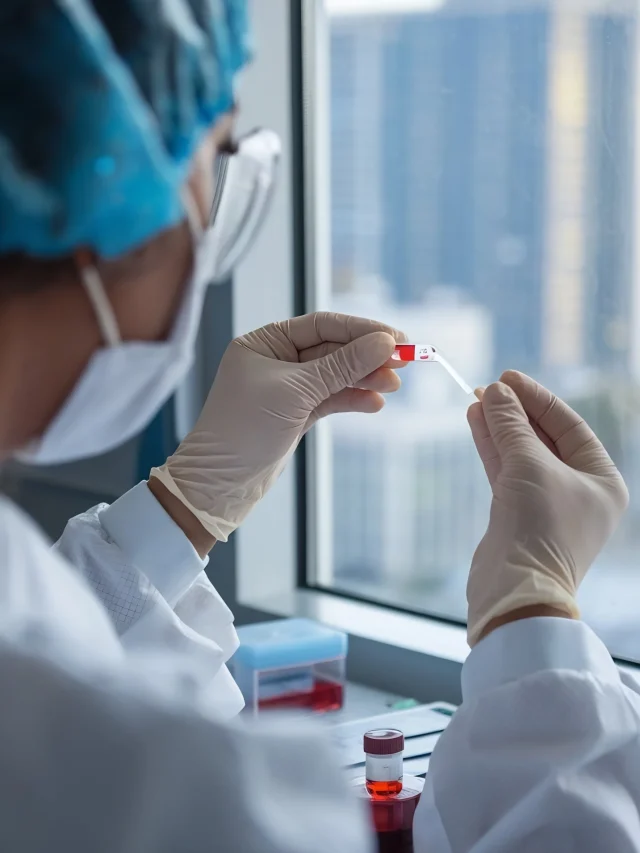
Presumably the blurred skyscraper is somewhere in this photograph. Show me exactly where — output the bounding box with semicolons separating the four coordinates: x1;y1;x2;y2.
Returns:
327;2;640;632
330;3;638;374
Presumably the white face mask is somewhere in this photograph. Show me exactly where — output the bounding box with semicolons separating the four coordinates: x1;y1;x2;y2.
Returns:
17;129;281;466
17;191;212;466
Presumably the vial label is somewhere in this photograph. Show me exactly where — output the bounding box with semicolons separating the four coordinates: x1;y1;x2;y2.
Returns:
366;752;403;782
416;346;434;361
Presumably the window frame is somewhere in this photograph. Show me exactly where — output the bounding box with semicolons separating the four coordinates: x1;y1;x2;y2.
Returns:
233;0;469;706
233;0;640;694
295;0;476;634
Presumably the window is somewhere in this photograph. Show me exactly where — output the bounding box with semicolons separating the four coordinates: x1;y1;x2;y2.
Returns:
302;0;640;662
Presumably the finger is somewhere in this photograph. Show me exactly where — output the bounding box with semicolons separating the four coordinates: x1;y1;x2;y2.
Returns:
482;381;541;460
355;367;401;394
477;383;556;457
305;388;386;432
282;312;407;353
467;402;501;485
500;370;604;469
531;420;560;458
300;340;408;370
308;331;397;398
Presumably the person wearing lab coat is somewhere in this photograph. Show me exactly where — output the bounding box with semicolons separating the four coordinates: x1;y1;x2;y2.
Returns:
0;2;403;850
1;3;640;852
1;0;407;721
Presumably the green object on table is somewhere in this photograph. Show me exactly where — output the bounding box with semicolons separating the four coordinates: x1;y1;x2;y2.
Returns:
433;706;455;717
390;698;420;710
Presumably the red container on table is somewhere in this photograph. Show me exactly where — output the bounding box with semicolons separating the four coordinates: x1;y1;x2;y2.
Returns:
351;729;424;853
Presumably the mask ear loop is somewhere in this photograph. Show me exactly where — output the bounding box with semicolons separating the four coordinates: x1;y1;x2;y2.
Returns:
74;194;204;349
74;250;122;347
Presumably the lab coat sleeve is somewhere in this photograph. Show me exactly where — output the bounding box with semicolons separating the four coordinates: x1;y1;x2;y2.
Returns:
0;640;374;853
414;617;640;853
53;481;245;718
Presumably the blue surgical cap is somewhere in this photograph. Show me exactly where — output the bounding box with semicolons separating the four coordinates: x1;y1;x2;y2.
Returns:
0;0;251;259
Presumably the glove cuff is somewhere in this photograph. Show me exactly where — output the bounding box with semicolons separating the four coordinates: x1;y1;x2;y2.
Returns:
468;579;580;648
150;465;241;543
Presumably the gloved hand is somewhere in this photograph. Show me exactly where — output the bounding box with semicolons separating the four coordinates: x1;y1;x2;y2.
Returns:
466;370;629;647
151;312;405;542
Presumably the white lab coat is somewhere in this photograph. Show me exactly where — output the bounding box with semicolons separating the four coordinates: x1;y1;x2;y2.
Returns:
2;481;640;851
415;617;640;851
1;484;372;852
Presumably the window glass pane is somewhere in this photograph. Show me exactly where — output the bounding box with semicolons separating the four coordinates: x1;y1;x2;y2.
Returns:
324;0;640;660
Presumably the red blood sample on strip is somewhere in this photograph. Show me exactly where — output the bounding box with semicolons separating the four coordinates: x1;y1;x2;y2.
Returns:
392;344;474;395
392;344;437;362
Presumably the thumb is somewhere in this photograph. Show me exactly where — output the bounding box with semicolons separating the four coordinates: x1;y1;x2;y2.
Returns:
482;381;541;460
308;331;397;398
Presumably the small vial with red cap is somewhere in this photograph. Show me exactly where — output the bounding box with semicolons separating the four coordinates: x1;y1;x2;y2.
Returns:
392;344;437;363
365;729;405;797
351;728;424;853
391;343;474;396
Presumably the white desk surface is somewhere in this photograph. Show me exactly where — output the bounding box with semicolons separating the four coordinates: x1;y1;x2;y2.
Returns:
322;683;456;778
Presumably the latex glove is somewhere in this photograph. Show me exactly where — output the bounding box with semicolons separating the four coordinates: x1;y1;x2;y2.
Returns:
466;370;628;647
151;312;405;542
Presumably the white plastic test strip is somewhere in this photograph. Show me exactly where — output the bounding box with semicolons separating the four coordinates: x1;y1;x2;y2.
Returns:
392;344;474;396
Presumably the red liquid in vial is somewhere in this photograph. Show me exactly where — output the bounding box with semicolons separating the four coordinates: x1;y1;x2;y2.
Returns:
352;773;423;853
367;779;403;798
370;786;422;853
258;679;343;713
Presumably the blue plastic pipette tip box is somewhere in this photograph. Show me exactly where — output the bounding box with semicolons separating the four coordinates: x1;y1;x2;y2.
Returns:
235;618;348;669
